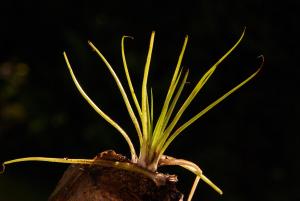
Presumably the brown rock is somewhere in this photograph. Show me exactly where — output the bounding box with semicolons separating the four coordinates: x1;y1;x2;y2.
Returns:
49;150;183;201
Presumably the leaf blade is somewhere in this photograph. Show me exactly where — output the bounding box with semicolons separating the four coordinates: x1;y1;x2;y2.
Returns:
63;52;137;160
88;42;143;160
121;36;142;117
162;66;261;155
163;29;246;141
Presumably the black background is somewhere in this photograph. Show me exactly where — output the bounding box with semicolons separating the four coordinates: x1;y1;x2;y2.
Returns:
0;0;298;201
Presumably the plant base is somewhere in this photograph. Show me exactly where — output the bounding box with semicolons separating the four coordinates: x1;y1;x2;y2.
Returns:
48;150;183;201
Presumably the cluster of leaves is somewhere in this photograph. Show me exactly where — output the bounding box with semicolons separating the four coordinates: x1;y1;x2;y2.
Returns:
2;30;262;200
63;30;260;170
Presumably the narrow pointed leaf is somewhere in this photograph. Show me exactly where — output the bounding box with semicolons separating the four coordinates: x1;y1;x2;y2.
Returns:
88;41;143;149
121;36;142;117
162;67;261;155
154;69;189;150
164;29;246;139
152;35;189;145
63;52;137;160
141;31;155;142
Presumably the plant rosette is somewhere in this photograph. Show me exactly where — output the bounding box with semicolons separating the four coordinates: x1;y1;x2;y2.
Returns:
1;29;263;201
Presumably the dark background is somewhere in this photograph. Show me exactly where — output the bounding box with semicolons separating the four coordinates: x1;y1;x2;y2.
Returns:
0;0;298;201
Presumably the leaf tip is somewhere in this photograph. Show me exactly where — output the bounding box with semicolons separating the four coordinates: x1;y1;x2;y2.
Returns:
257;54;265;64
87;40;95;48
63;51;67;58
123;35;134;40
255;55;264;74
218;189;224;195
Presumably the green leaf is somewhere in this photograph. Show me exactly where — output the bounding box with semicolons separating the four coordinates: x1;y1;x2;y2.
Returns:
121;36;142;118
161;66;261;155
88;41;143;161
63;52;137;161
163;29;246;143
151;35;189;147
154;69;189;151
141;31;155;143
